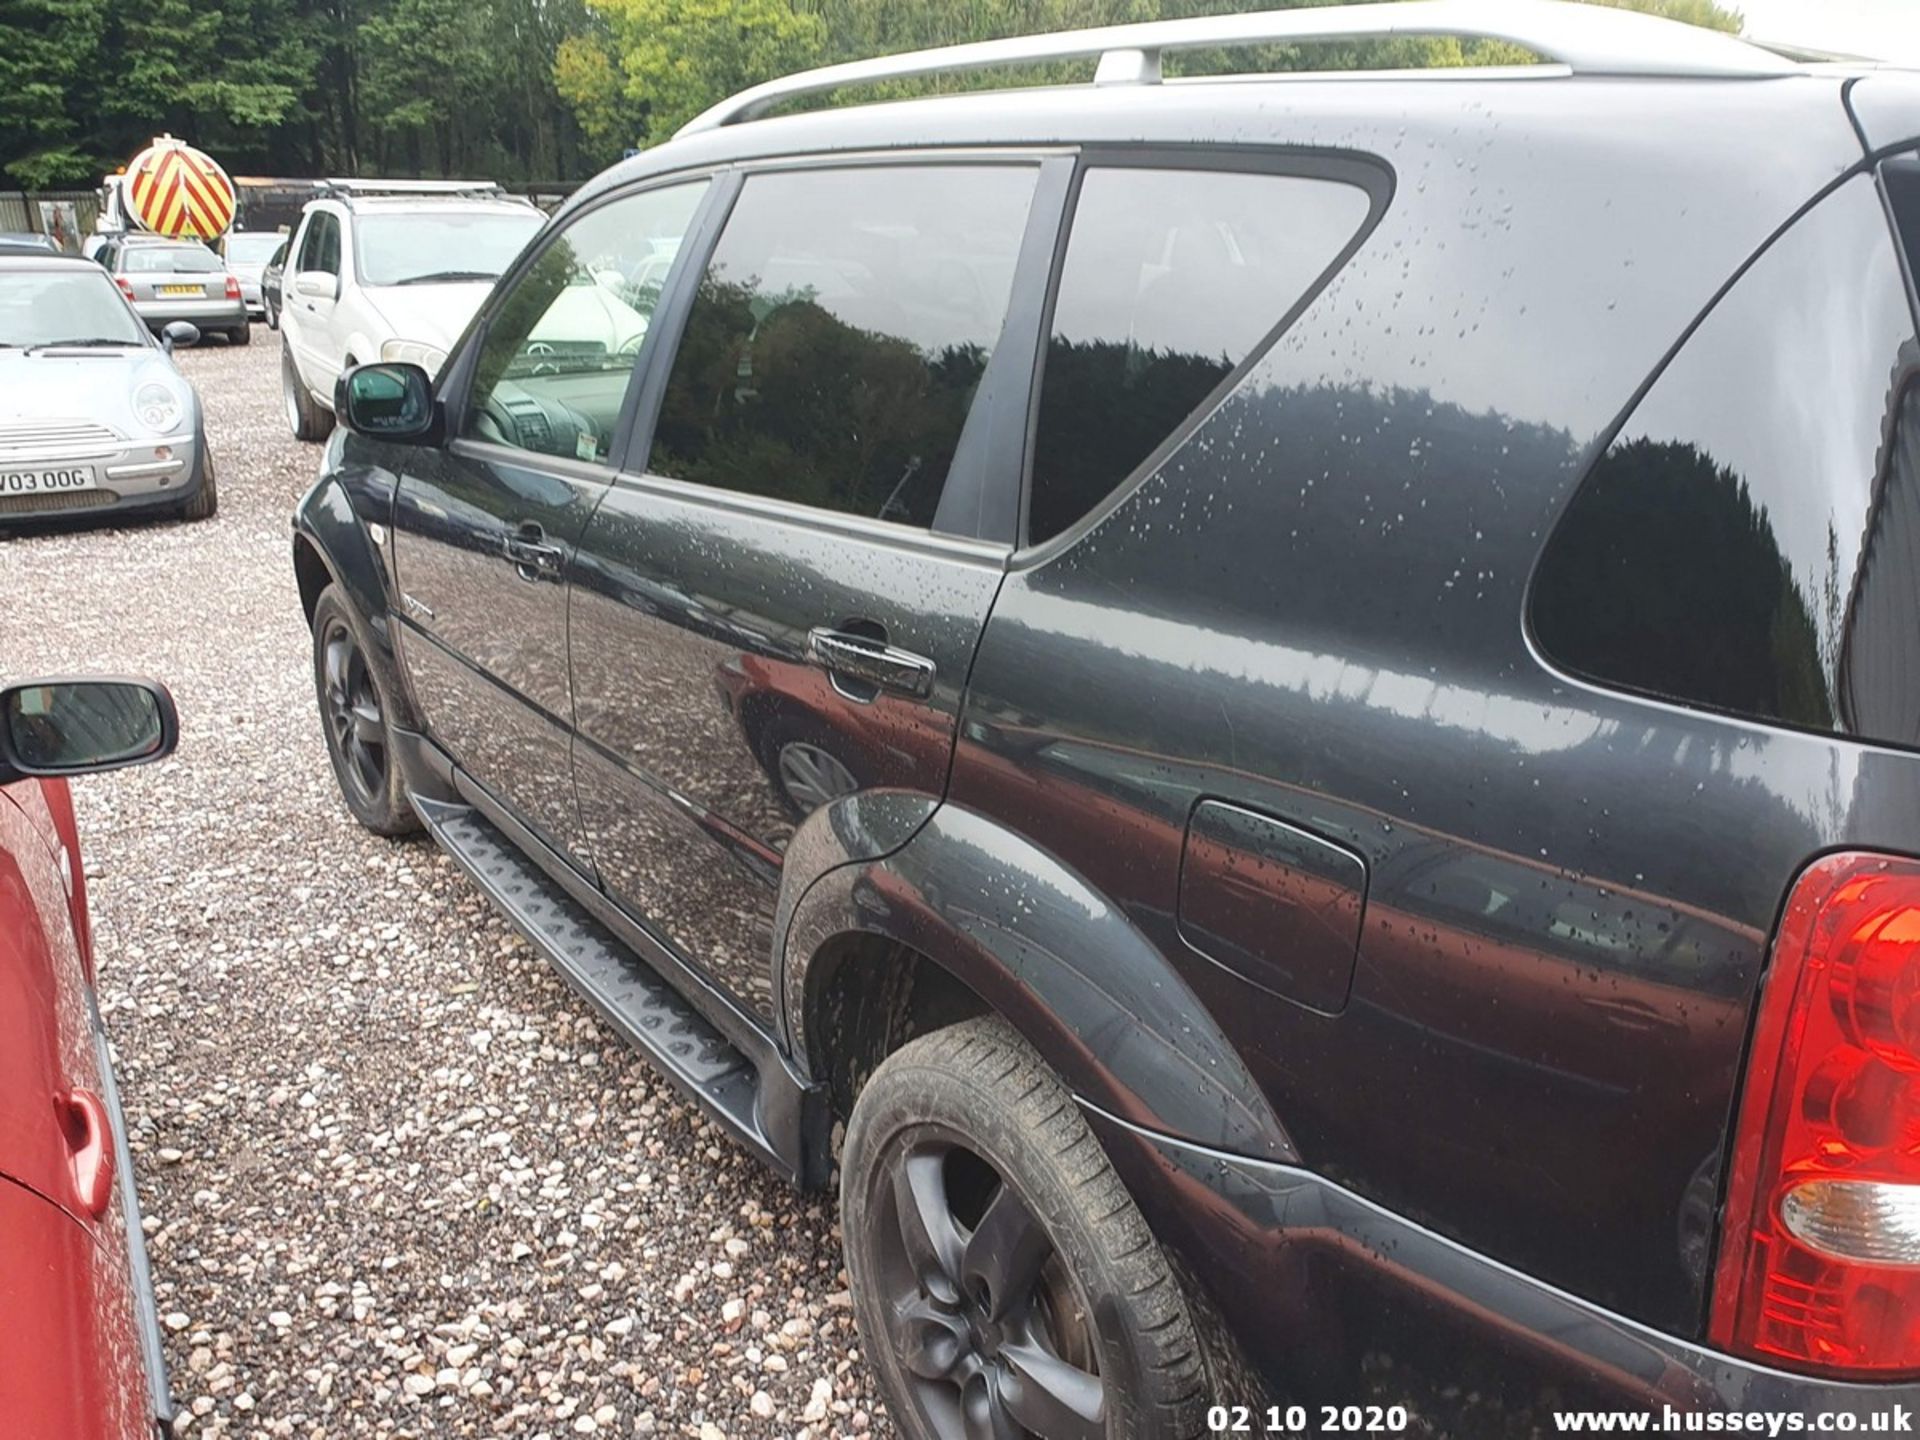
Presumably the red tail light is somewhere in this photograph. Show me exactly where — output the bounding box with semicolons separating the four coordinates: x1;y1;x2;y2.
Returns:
224;275;241;301
115;277;134;300
1712;852;1920;1378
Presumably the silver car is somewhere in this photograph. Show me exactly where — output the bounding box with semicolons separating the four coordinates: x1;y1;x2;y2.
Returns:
222;229;283;321
0;254;216;525
98;236;250;346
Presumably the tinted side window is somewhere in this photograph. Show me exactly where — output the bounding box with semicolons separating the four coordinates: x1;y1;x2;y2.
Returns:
1531;176;1920;746
465;180;708;462
299;214;339;276
1027;167;1371;545
649;164;1039;528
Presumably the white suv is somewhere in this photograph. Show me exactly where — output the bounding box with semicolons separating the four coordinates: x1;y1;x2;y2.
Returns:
279;182;543;440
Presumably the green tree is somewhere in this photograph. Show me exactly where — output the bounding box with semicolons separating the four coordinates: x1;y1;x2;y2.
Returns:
557;0;824;147
358;0;492;173
98;0;313;159
555;30;644;161
0;0;1748;196
0;0;106;184
1582;0;1742;32
568;0;1745;151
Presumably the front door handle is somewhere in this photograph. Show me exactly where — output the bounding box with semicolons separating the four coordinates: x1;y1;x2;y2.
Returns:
807;627;936;700
504;524;564;582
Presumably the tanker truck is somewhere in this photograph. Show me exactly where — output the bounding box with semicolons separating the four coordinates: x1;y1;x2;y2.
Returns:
87;136;239;258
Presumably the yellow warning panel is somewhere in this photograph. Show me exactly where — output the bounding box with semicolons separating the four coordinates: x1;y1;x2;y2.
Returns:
125;136;235;241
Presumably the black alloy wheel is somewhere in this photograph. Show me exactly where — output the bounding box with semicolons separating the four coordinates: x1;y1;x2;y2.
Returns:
310;585;421;837
844;1018;1206;1440
879;1133;1107;1440
322;617;387;809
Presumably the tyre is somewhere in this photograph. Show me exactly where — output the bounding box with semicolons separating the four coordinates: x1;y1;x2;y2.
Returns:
283;343;333;442
179;449;217;521
842;1016;1206;1440
311;584;419;836
265;296;279;330
228;322;251;347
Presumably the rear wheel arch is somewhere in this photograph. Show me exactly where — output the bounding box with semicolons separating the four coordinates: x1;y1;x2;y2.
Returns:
780;804;1295;1164
801;914;1277;1416
802;931;991;1123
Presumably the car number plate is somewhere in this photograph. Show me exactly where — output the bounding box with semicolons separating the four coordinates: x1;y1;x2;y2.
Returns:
159;284;201;296
0;466;99;494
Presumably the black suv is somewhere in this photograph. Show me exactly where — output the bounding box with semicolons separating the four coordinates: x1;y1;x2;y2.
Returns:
293;6;1920;1433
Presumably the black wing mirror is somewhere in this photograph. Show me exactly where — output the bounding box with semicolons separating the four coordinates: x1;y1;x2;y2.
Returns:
336;362;440;445
0;678;178;782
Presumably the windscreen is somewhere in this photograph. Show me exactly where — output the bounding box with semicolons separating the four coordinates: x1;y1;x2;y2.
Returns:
122;245;223;274
0;271;147;347
355;211;543;286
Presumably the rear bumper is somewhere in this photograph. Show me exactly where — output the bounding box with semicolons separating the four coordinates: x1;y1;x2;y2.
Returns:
1086;1106;1920;1433
132;297;246;331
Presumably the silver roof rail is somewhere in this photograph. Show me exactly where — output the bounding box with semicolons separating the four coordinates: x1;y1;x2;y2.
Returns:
320;178;509;197
676;0;1794;136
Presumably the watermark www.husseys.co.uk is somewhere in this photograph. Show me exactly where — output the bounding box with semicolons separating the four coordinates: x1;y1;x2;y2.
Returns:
1553;1406;1914;1434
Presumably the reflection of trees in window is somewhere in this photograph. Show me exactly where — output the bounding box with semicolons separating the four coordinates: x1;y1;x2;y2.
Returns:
1837;370;1920;747
650;273;989;527
1030;338;1236;542
1532;438;1832;729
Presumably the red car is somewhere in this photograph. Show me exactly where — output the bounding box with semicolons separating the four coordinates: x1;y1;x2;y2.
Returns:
0;676;178;1439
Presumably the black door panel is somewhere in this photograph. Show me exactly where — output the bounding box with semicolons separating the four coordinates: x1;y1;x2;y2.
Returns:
570;493;1003;1021
567;160;1051;1022
390;178;716;874
392;446;605;864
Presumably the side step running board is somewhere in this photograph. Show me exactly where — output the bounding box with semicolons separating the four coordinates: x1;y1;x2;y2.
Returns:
413;796;801;1178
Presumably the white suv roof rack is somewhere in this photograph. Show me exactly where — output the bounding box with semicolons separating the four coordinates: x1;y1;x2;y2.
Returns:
318;178;530;202
677;0;1794;136
322;178;503;193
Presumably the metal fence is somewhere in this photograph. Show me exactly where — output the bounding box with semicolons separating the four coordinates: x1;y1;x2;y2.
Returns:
0;189;102;251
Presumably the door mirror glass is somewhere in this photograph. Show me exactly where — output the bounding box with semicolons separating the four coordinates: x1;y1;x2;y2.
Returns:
2;679;177;777
338;362;435;441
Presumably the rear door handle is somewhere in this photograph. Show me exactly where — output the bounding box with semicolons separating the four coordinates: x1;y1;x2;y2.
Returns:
807;627;936;700
504;524;564;582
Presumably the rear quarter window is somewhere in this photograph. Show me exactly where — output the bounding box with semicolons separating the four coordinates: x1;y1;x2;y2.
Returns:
1529;174;1920;748
1026;162;1374;545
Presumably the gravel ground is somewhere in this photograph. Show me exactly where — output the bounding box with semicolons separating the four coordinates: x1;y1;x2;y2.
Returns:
0;330;887;1440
